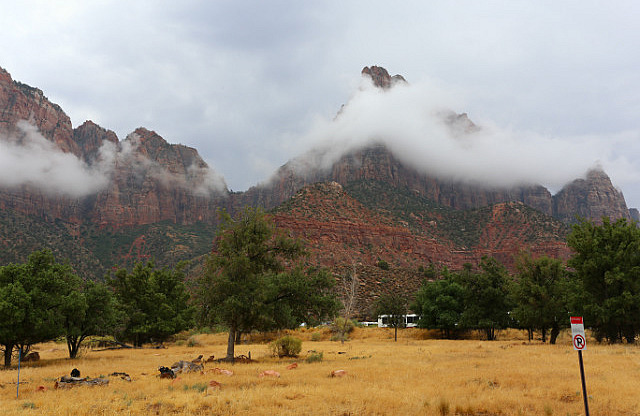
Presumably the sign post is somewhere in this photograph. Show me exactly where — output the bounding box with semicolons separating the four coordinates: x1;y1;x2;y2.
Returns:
571;316;589;416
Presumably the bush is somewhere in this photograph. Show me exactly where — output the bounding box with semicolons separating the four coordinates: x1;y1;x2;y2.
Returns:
305;351;323;363
377;259;390;270
311;332;322;342
270;335;302;357
330;317;356;342
186;336;202;347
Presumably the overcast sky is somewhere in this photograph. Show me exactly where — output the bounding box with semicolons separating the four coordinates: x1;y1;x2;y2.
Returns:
1;1;639;208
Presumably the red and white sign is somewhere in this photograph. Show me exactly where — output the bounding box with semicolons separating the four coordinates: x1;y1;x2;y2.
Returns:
571;316;586;351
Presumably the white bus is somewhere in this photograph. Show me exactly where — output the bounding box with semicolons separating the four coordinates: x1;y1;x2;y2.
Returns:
377;314;420;328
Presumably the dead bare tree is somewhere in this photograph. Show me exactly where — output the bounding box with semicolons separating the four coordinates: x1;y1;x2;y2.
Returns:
332;261;360;344
341;261;359;320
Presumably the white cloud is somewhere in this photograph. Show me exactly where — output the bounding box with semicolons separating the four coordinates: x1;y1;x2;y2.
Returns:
1;1;640;206
0;121;110;196
293;77;640;193
0;122;227;197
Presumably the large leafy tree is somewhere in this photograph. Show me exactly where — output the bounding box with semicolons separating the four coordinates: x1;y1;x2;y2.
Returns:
199;207;340;361
509;253;571;344
567;217;640;343
109;261;195;347
0;250;81;367
374;293;408;341
412;272;465;339
62;280;120;358
457;258;512;340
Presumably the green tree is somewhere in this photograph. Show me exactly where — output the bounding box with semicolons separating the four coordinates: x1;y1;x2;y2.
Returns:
198;207;339;361
412;273;465;339
374;293;408;341
457;257;511;340
509;253;571;344
567;217;640;343
62;280;120;359
109;261;195;347
0;250;80;367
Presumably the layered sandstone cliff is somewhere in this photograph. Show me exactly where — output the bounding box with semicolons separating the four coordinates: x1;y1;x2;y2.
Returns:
243;66;629;226
88;127;230;227
553;169;630;223
0;67;230;229
0;65;632;237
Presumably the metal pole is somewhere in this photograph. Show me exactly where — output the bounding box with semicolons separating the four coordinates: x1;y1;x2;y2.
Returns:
16;348;21;399
578;350;589;416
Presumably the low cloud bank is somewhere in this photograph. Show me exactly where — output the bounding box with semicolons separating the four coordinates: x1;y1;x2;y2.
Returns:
295;77;640;192
0;121;110;197
0;121;227;197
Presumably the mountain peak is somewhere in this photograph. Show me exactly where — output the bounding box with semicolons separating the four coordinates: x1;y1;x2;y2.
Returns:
0;66;11;83
361;66;407;89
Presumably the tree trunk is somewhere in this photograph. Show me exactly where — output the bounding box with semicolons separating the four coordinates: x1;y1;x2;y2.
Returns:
550;324;560;345
541;327;547;343
226;325;236;361
67;336;77;359
67;335;85;359
3;343;13;367
235;330;242;345
394;325;398;342
486;327;496;341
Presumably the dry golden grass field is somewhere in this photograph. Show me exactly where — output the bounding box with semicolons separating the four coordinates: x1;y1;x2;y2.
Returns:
1;327;639;415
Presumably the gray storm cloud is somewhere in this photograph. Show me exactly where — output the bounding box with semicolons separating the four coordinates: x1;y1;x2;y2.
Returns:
295;77;637;191
0;121;227;197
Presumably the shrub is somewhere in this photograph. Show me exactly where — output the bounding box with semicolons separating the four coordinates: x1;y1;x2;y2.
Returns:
377;259;390;270
330;317;355;343
305;351;323;363
270;336;302;357
186;336;202;347
311;332;322;342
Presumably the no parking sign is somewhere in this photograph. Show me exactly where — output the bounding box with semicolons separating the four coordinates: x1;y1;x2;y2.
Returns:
570;316;590;415
571;316;586;350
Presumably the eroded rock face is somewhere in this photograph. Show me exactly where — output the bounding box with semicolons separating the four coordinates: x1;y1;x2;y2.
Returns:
553;169;630;223
89;127;230;227
0;65;633;244
244;144;555;217
0;67;230;229
361;66;407;88
74;120;119;164
0;67;78;156
0;67;85;222
245;66;632;225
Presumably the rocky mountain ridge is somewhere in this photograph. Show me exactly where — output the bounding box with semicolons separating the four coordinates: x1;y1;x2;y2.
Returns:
0;64;634;281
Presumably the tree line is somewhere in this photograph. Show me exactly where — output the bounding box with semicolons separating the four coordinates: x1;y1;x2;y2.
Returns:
0;251;196;367
0;207;339;367
383;217;640;345
1;209;638;367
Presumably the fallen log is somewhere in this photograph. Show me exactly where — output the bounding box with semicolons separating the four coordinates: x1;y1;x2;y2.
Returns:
55;375;109;389
90;339;133;351
170;360;203;374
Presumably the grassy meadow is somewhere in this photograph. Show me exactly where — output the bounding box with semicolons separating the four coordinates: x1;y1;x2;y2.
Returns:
1;327;639;415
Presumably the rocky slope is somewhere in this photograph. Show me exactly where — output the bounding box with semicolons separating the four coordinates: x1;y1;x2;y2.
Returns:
272;181;572;315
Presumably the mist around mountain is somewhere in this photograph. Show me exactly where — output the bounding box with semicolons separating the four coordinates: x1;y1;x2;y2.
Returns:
0;65;634;293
